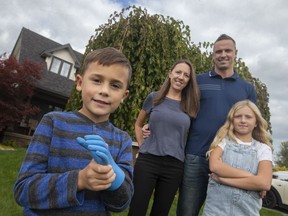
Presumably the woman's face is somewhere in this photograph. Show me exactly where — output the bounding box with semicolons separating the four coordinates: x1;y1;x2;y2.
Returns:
168;62;191;92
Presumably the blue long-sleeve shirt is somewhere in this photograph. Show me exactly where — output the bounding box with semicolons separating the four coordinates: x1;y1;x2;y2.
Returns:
14;111;133;216
185;70;257;156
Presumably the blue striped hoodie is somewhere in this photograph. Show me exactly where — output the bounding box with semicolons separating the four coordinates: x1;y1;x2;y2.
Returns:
14;111;133;216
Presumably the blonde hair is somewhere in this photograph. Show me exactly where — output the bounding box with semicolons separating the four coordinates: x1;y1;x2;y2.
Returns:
206;100;272;158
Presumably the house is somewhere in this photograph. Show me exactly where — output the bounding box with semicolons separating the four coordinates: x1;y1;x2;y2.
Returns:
9;27;83;137
4;27;140;159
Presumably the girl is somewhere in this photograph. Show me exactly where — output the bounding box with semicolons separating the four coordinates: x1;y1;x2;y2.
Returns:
203;100;273;216
128;60;200;216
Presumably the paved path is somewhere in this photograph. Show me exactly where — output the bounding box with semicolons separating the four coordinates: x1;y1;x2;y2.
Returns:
0;146;15;150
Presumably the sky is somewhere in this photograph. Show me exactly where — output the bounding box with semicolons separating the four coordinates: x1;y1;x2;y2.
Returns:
1;0;287;158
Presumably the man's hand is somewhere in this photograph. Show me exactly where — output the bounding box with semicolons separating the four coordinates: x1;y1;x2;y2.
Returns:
142;124;150;138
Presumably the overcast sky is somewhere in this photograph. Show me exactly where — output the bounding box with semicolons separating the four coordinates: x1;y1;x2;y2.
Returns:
1;0;287;158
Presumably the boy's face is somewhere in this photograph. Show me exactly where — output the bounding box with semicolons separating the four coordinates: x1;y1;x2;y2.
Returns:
76;62;129;123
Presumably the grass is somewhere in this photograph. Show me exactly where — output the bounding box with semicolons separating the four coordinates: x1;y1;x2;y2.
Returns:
0;148;26;216
1;148;284;216
111;195;282;216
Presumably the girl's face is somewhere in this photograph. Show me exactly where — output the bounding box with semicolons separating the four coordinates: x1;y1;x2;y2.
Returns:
76;62;129;123
233;105;257;140
168;62;191;92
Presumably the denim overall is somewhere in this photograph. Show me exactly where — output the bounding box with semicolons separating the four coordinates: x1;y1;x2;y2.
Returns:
203;138;261;216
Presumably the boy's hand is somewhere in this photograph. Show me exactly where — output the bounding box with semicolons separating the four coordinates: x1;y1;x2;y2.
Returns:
87;143;125;191
78;160;115;191
76;136;108;165
76;135;125;191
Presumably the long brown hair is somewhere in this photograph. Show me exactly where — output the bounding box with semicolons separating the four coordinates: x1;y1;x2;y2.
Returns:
153;59;200;118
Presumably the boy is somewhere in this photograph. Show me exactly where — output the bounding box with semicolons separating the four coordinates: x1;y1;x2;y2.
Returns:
14;47;134;215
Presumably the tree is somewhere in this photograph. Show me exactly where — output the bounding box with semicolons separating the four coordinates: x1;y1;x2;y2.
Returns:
66;6;271;139
275;141;288;167
0;53;43;132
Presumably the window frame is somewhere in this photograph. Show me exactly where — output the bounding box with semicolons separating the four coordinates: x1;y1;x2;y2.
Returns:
49;56;72;78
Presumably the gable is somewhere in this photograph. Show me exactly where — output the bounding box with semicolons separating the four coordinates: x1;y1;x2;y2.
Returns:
11;27;84;99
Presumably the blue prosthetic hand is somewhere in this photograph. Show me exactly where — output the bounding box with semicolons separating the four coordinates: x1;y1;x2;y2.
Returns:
77;135;125;191
76;136;108;165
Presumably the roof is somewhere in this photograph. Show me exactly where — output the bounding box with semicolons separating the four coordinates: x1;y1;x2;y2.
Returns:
11;27;83;98
41;43;81;68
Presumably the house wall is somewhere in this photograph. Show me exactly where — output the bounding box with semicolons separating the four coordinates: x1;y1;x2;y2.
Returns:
132;143;139;164
2;132;31;148
45;49;77;80
12;38;21;60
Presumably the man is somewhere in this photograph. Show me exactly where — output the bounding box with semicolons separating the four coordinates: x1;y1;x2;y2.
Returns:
176;34;257;216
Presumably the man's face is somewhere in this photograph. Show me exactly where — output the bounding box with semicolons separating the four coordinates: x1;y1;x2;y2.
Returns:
212;39;237;71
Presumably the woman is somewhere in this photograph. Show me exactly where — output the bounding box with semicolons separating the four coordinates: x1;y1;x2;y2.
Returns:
128;59;200;216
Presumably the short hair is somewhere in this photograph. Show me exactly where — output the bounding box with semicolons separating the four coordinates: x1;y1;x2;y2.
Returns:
80;47;132;85
214;34;236;48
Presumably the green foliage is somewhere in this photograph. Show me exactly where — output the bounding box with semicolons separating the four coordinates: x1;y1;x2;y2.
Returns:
234;58;271;133
66;86;82;112
273;166;287;172
0;54;43;131
66;6;271;140
3;139;18;148
66;6;197;138
275;141;288;167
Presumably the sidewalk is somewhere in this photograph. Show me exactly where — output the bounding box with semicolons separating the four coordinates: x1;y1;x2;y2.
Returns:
0;145;15;150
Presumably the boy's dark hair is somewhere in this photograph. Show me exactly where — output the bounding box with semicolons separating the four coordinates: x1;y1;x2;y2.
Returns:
80;47;132;84
214;34;236;48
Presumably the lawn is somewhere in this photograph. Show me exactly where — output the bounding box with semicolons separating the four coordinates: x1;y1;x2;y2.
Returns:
0;148;25;216
0;148;283;216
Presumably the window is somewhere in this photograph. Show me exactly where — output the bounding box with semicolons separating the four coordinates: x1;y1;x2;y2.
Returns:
49;57;72;78
60;62;71;77
49;105;64;111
